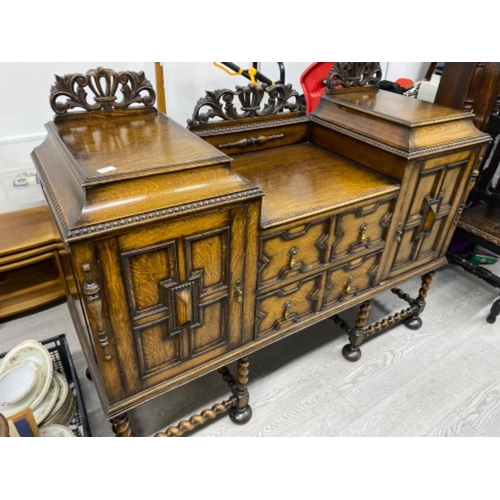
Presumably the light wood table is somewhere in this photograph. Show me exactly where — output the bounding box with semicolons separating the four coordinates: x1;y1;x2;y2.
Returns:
0;205;67;319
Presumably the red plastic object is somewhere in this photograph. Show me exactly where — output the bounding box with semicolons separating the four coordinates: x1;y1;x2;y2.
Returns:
300;62;334;114
395;77;414;89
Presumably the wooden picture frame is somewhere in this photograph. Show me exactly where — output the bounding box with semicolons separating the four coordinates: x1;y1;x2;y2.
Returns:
6;408;40;437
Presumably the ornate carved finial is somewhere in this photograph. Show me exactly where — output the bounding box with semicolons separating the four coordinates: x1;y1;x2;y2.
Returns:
187;83;305;128
325;62;382;94
50;67;156;115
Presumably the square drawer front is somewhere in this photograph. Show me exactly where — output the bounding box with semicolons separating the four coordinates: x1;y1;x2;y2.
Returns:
255;274;323;339
323;252;381;308
331;198;395;261
258;218;330;289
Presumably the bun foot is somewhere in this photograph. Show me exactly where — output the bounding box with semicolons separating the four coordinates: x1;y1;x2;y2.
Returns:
487;314;497;324
85;367;93;381
229;405;252;425
342;344;361;362
404;316;423;330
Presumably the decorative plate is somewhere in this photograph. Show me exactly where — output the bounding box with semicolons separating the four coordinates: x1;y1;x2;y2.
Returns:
33;376;60;425
44;372;69;422
0;362;44;418
0;340;53;410
39;425;75;437
0;360;38;406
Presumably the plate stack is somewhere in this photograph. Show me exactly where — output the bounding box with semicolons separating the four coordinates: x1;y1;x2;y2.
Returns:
0;340;76;431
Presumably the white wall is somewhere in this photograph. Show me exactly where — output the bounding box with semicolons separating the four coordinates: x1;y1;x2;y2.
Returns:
385;62;431;83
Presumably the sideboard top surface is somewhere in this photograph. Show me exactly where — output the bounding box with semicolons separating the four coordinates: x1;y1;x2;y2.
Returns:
231;143;400;228
326;89;472;126
47;111;229;187
314;89;490;156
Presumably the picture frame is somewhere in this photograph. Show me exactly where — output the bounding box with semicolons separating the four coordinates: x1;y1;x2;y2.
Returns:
5;408;40;437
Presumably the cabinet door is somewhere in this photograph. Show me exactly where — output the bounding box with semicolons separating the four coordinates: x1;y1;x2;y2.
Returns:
387;149;478;278
91;207;246;397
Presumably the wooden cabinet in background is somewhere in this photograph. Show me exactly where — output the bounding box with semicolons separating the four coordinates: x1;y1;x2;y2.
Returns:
31;64;490;436
0;206;67;319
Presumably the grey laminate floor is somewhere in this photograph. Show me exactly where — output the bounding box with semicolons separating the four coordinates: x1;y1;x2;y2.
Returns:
1;262;499;437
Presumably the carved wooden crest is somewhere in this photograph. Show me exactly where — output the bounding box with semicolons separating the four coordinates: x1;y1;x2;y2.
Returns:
325;62;382;93
187;83;305;128
50;67;156;114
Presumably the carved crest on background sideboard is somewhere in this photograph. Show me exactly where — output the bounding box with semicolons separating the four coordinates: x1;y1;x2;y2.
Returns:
326;62;382;93
187;83;305;128
50;67;156;114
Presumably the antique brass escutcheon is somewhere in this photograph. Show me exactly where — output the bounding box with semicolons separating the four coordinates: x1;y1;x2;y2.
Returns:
234;279;243;304
288;246;299;269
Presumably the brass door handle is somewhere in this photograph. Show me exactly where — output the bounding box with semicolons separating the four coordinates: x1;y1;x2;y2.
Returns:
359;222;367;243
235;279;243;304
283;300;292;320
288;246;299;269
345;276;355;294
395;224;403;244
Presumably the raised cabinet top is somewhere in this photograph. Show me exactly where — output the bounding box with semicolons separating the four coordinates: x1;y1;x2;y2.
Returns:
32;67;261;242
313;89;489;158
44;66;229;186
48;112;229;186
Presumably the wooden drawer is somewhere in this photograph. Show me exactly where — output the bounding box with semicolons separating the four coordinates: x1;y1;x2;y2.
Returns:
323;252;382;309
255;274;322;339
331;198;395;261
258;218;331;289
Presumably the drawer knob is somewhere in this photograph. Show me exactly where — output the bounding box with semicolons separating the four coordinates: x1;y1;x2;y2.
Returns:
359;222;368;243
288;246;299;269
235;279;243;304
283;300;292;320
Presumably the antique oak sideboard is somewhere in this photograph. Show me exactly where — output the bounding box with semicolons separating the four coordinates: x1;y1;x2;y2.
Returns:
31;63;490;436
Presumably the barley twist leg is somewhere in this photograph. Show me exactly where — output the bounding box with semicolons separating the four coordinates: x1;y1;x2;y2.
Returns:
229;357;252;425
111;413;133;437
342;300;371;362
404;271;435;330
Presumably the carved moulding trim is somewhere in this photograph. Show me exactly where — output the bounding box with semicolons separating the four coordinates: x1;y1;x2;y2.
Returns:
325;62;382;93
32;150;263;240
69;188;263;240
311;116;490;159
50;67;156;115
457;220;500;246
187;83;305;128
191;115;309;137
31;151;70;238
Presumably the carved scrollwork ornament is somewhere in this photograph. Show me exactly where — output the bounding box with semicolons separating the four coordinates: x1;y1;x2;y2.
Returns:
187;83;305;128
325;62;382;94
50;67;156;115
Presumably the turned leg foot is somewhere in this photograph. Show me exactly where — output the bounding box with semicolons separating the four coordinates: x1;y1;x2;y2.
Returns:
342;344;362;362
229;357;252;425
229;404;253;424
487;297;500;324
404;316;423;330
85;367;92;381
111;413;133;437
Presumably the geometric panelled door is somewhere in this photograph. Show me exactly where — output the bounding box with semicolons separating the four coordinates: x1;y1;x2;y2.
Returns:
94;207;244;393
